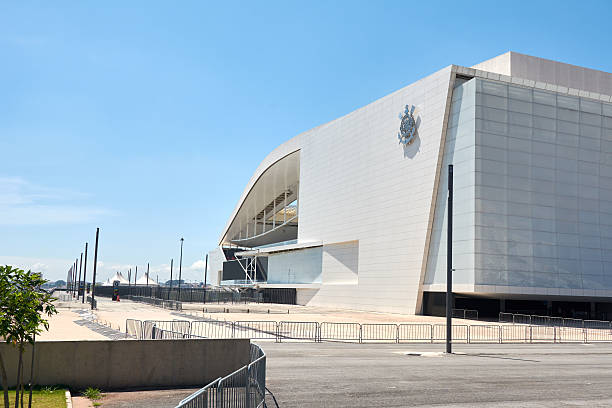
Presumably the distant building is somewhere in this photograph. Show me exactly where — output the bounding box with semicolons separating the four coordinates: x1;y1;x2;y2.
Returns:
209;52;612;319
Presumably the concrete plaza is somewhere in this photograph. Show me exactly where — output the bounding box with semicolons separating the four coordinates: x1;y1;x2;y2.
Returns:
43;296;482;341
43;298;612;407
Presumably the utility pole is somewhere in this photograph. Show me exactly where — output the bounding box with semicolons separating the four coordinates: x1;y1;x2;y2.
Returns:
82;242;88;304
74;259;78;297
91;227;100;310
169;258;174;300
178;238;184;300
446;164;454;354
146;262;150;287
77;252;83;300
204;253;208;304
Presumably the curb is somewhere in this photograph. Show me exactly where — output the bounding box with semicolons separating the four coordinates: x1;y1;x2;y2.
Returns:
65;390;73;408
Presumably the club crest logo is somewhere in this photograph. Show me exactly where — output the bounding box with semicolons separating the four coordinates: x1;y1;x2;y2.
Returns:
398;105;418;146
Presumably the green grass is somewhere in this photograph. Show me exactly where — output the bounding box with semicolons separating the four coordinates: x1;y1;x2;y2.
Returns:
4;388;65;408
83;387;103;400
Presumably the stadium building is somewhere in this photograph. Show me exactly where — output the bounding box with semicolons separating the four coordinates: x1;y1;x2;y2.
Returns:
207;52;612;318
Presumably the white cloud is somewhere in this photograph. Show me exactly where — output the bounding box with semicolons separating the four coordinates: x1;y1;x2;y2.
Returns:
30;262;49;272
0;255;208;284
189;260;207;271
0;176;113;226
0;256;71;281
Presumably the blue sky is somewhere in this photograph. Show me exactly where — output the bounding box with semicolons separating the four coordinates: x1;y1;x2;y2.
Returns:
2;1;612;282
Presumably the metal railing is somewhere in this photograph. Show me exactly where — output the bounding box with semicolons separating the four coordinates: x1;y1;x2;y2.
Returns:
93;285;296;305
175;343;266;408
452;308;479;320
500;312;612;329
86;295;97;309
129;315;612;344
125;295;182;311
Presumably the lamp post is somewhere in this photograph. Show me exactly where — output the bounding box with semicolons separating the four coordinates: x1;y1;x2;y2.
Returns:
74;259;78;297
178;238;184;300
82;243;88;304
169;258;173;299
77;253;83;300
204;253;208;304
91;227;99;310
446;164;454;354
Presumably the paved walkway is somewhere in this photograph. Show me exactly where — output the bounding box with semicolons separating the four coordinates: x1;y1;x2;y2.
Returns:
73;319;125;340
92;389;198;408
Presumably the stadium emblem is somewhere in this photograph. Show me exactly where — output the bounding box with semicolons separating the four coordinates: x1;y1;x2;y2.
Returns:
398;105;417;146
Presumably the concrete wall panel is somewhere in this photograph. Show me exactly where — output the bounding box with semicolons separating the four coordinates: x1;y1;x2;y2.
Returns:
0;339;250;389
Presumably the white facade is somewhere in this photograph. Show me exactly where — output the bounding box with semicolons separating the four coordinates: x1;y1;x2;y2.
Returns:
216;52;612;315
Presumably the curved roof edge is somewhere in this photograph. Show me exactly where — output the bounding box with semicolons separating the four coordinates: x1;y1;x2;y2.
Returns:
218;134;303;245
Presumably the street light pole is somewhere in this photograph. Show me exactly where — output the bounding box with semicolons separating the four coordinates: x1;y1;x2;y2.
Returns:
91;227;100;310
82;242;88;304
203;253;208;304
169;259;173;300
74;259;78;297
446;164;454;354
178;238;184;300
77;252;83;300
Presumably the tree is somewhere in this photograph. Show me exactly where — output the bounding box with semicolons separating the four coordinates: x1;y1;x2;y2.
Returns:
0;266;57;408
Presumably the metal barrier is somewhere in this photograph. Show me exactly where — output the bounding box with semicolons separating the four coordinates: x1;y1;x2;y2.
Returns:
499;312;612;329
319;322;361;342
126;295;183;311
500;325;530;343
130;317;612;345
86;295;97;309
433;324;468;343
233;321;278;340
190;319;234;339
468;325;500;343
126;318;143;339
398;324;432;343
585;328;612;342
513;314;532;325
361;324;398;343
452;308;479;320
175;343;266;408
277;321;318;342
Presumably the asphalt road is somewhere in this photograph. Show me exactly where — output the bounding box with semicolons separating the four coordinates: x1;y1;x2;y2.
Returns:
261;342;612;407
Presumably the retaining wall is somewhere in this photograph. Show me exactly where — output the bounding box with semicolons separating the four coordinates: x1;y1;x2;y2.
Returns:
0;339;250;389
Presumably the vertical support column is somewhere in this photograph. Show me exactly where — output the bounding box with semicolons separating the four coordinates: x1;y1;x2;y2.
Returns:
273;196;276;230
446;164;453;354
